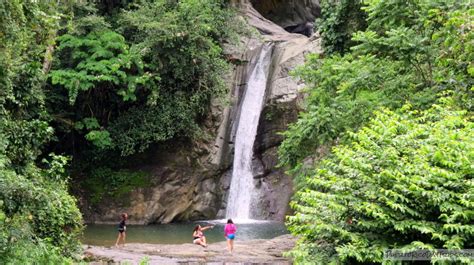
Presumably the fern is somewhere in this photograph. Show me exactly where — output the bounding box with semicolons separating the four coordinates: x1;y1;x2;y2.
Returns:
50;30;151;104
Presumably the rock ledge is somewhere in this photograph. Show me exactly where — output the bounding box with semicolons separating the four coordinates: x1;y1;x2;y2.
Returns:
84;234;296;264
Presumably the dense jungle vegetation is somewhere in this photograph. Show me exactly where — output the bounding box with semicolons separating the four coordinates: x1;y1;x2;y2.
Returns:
1;0;473;264
1;0;236;263
282;0;473;264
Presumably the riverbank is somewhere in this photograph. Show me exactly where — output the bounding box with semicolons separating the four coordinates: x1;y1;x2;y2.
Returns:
84;234;296;264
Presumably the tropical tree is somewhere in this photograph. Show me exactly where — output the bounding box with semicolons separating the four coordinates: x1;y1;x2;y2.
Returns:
287;100;474;264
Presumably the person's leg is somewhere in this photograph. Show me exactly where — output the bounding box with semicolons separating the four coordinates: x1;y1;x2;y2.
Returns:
115;232;121;247
197;239;206;247
193;238;204;246
202;236;207;246
226;238;231;252
122;232;126;247
230;239;234;253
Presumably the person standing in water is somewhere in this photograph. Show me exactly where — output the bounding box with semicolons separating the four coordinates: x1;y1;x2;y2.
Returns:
224;219;237;253
193;224;213;247
115;213;128;248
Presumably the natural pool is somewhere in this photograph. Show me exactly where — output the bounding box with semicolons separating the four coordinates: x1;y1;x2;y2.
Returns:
82;220;288;246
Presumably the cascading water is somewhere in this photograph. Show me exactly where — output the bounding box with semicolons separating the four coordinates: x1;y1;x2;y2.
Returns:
226;43;274;221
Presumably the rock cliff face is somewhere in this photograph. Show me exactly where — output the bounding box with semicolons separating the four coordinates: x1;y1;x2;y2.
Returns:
82;1;321;224
251;0;320;28
251;35;321;220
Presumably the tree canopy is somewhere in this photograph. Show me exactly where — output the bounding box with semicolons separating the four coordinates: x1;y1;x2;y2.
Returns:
45;0;237;205
1;1;82;263
0;0;237;263
284;1;473;263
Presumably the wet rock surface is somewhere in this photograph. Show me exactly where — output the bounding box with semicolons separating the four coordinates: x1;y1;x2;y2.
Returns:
81;1;322;225
84;234;296;264
251;0;320;29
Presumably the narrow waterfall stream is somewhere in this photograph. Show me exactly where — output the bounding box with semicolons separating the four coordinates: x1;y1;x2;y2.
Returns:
226;43;274;220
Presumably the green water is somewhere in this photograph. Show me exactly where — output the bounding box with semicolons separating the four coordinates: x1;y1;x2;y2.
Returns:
82;221;288;246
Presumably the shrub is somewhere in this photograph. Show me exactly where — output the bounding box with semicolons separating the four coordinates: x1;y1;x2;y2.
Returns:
317;0;367;55
279;1;473;171
0;135;83;264
0;1;84;263
286;100;474;264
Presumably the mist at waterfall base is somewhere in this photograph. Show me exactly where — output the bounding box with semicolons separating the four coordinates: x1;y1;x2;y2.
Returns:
226;43;274;221
82;221;287;246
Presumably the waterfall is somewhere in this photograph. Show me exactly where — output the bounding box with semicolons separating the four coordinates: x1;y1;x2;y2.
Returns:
226;43;273;220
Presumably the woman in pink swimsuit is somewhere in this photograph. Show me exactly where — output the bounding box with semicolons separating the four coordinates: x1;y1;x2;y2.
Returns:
224;219;237;253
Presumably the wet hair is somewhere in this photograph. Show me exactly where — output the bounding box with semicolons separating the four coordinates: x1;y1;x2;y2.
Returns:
121;213;128;220
193;225;201;232
227;219;233;224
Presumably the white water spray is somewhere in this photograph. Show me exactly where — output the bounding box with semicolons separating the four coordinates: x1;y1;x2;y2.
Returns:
226;43;273;221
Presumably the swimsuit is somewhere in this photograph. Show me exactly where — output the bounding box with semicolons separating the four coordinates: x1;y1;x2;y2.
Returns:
193;231;203;242
118;220;126;233
224;224;236;240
